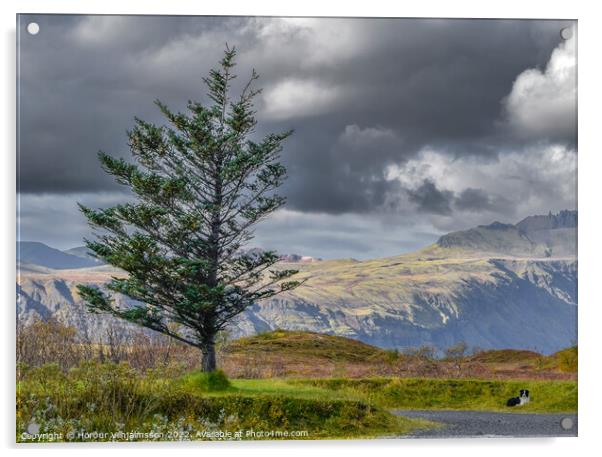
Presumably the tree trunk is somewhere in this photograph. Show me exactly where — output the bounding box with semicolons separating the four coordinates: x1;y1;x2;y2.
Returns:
201;342;217;372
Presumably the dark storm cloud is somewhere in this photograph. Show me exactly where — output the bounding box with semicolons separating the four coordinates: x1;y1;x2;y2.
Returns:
402;182;514;217
407;179;453;215
16;15;577;256
18;16;572;199
17;15;251;194
454;187;489;211
454;187;512;213
254;18;575;214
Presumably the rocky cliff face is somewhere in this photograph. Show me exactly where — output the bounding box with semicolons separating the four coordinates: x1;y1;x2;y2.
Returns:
17;274;139;340
516;210;577;233
16;212;578;354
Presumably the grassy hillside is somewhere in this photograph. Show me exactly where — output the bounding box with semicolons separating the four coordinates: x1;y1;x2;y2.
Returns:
469;349;542;363
227;329;393;362
467;347;577;373
223;330;576;380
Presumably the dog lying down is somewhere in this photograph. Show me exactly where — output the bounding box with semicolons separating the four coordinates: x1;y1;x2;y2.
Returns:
506;389;530;407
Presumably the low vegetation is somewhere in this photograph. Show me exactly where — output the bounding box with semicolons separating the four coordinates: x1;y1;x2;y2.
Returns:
17;360;576;442
16;322;577;442
17;320;577;380
552;346;578;373
224;330;576;380
16;363;431;442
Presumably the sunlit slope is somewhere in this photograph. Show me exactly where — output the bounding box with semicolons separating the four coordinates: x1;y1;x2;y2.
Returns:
241;250;576;353
17;250;576;354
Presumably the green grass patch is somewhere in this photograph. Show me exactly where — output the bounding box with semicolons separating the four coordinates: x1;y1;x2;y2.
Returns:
179;370;231;392
173;375;578;414
293;377;577;413
228;378;362;402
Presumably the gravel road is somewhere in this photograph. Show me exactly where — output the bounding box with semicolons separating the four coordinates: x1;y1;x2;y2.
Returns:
393;410;577;438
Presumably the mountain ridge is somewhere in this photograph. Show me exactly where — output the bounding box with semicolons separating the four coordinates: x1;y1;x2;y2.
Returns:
16;210;577;354
516;210;577;233
17;242;101;270
436;210;577;258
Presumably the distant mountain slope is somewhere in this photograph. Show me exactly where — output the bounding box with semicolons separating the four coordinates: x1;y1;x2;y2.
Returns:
516;210;577;232
516;210;577;257
224;330;575;378
238;256;576;354
436;222;539;256
18;242;101;270
16;255;577;354
239;248;322;263
17;262;54;275
16;211;578;354
436;210;577;257
63;246;106;265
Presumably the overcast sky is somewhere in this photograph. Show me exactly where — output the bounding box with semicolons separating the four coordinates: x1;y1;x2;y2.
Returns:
17;15;577;259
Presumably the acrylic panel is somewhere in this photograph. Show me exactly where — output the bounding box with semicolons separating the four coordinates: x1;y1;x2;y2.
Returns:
16;15;577;442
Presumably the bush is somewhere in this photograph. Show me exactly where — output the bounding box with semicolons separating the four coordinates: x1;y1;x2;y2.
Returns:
181;370;231;392
17;319;81;370
16;319;201;374
556;346;578;373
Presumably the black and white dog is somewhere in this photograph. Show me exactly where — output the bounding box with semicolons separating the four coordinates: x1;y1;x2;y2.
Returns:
506;389;530;407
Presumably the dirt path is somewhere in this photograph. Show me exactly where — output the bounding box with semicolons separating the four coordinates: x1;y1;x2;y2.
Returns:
393;410;577;438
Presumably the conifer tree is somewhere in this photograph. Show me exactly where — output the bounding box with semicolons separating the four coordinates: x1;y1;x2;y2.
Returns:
77;47;300;372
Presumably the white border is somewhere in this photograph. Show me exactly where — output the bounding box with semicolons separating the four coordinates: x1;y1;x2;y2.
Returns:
3;1;601;456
